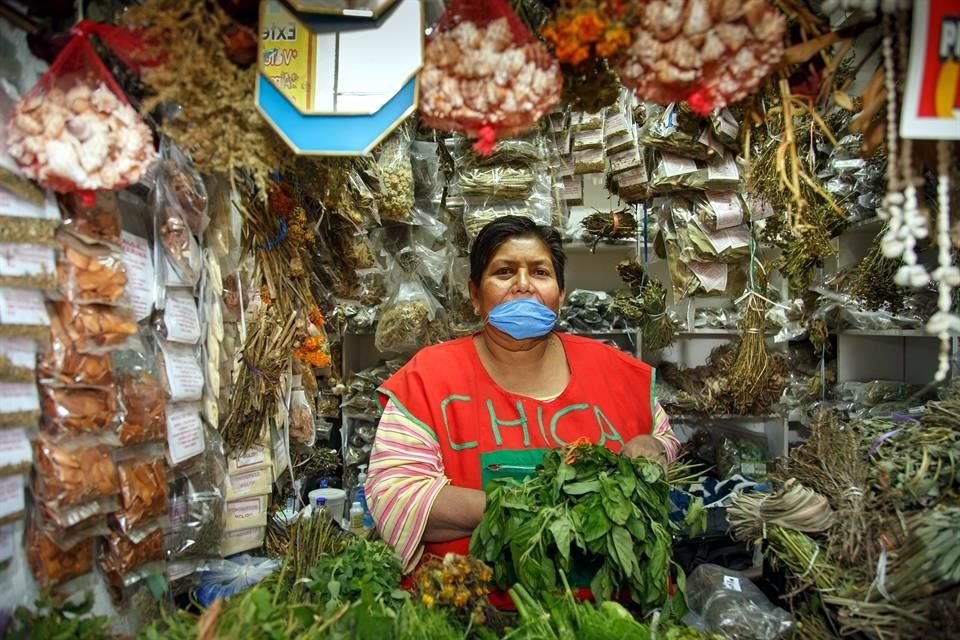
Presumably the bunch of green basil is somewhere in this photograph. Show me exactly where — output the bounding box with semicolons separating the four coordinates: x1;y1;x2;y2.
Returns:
471;445;679;609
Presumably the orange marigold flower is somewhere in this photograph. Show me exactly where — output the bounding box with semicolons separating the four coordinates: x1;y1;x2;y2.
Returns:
308;306;326;328
556;38;590;66
571;11;606;44
595;27;631;58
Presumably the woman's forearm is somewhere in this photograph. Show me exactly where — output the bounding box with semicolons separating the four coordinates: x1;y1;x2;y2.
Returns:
422;485;486;542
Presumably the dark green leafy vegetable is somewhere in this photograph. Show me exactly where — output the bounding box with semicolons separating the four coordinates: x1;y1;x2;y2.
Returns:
5;594;111;640
471;444;684;609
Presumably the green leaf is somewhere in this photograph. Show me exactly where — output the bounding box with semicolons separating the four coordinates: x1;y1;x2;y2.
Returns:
600;476;632;526
590;563;615;602
327;578;341;601
617;457;638;497
549;516;575;561
563;479;601;495
582;506;612;542
556;461;576;485
625;515;648;542
611;526;639;580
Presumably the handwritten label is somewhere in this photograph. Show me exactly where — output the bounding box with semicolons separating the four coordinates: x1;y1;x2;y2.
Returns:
660;153;697;177
617;166;648;188
159;341;204;402
610;149;643;174
226;496;266;529
221;525;265;555
226;467;272;499
604;112;628;136
0;288;49;326
561;176;582;201
0;244;55;278
689;261;728;293
707;155;739;181
707;226;750;255
706;192;743;229
166;402;204;465
164;289;201;344
716;108;739;140
0;337;37;369
232;446;269;472
0;475;24;519
0;428;32;469
722;575;742;592
121;232;154;322
0;382;39;414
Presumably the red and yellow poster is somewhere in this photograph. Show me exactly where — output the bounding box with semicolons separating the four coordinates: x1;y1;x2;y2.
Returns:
901;0;960;139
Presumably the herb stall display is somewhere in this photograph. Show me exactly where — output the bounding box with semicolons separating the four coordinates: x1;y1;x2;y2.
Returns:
471;443;689;609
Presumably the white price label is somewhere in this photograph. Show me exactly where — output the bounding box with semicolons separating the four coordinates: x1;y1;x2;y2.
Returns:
722;575;742;592
227;496;264;522
0;288;49;326
159;341;204;402
561;176;582;200
660;153;697;177
166;401;204;465
689;261;728;293
0;382;39;414
707;226;750;255
164;289;201;344
716;108;739;140
604;113;628;136
0;428;32;470
120;231;155;322
0;337;37;370
707;155;739;181
0;243;55;278
706;192;744;229
0;475;24;519
610;149;642;174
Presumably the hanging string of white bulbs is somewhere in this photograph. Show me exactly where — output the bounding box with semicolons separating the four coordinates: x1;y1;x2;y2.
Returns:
875;11;957;381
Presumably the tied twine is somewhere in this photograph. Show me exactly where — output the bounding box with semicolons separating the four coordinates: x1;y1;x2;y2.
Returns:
243;357;280;384
256;216;288;251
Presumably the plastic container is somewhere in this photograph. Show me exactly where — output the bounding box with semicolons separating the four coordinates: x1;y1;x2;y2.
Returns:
307;481;346;523
356;465;369;513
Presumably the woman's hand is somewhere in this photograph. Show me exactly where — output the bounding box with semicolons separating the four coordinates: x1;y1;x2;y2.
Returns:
621;435;666;463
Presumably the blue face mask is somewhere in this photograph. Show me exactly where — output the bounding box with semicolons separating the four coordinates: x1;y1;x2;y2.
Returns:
486;298;557;340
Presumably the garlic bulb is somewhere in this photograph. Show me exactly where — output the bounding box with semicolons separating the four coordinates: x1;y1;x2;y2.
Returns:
930;141;958;382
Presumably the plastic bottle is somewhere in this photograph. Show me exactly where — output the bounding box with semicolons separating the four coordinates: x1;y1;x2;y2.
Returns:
355;465;369;512
312;496;327;520
349;501;365;535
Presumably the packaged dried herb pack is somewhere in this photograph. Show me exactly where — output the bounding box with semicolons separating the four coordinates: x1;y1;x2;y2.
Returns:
115;350;166;446
34;436;119;508
40;384;119;439
55;232;128;305
27;514;94;589
374;126;415;223
114;450;168;533
51;301;139;354
39;314;114;387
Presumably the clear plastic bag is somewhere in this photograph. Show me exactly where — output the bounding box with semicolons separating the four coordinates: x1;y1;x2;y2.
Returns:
154;171;202;287
114;349;166;445
55;232;128;305
34;436;119;508
375;268;447;353
374;127;415;223
100;522;165;577
456;165;538;202
685;564;793;640
39;383;119;440
114;453;168;533
166;426;226;560
51;300;139;354
26;516;94;589
159;137;208;236
289;386;315;447
6;22;157;193
195;555;280;605
447;257;482;337
649;151;740;194
639;103;716;161
410;139;443;204
462;201;552;246
38;314;114;387
59;191;123;248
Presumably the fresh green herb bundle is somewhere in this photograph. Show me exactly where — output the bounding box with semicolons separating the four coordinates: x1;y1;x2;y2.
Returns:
6;594;111;640
471;444;679;608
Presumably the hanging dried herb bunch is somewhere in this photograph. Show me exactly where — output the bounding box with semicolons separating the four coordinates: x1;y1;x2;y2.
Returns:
849;229;906;313
580;208;637;249
560;57;623;113
726;266;788;415
121;0;283;186
613;260;676;352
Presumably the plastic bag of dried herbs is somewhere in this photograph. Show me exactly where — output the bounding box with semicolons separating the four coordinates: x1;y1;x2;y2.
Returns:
452;133;546;169
448;257;482;337
166;427;226;561
374;126;415;223
375;256;447;353
692;192;749;231
639;103;719;161
410;139;444;205
648;151;740;194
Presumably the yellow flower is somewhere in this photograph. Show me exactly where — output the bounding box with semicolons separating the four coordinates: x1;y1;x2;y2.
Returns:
421;594;435;608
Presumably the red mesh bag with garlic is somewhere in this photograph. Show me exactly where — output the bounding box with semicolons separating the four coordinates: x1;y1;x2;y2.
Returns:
6;20;158;193
612;0;786;114
420;0;563;155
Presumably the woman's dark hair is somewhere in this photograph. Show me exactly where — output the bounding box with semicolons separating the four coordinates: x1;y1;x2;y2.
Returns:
469;215;566;290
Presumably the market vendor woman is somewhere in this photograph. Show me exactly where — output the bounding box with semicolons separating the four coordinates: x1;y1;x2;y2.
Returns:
366;215;679;572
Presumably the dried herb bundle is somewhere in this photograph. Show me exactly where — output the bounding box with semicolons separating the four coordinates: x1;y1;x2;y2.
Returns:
121;0;283;185
580;208;637;249
613;261;676;352
727;287;781;415
849;230;906;313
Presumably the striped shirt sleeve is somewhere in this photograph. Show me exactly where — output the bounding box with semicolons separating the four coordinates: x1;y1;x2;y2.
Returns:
364;399;449;573
652;401;680;463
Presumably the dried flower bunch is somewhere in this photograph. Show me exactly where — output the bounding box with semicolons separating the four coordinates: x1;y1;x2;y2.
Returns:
8;81;156;192
121;0;283;185
421;0;562;153
541;1;634;66
614;0;786;113
293;306;331;369
413;554;494;626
